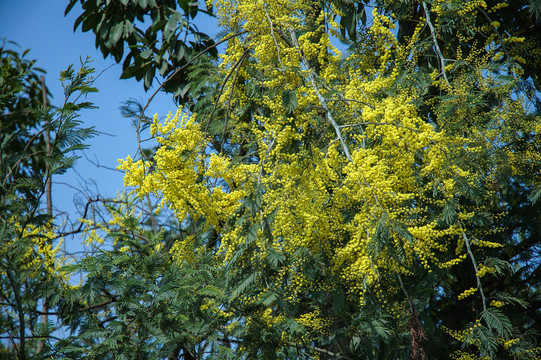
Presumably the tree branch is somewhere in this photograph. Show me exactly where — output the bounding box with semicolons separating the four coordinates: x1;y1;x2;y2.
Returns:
422;2;449;85
288;29;353;162
141;31;247;118
326;97;375;109
136;31;247;161
460;223;487;313
263;3;284;68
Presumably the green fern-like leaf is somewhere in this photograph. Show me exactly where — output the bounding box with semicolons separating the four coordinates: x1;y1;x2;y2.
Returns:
281;89;298;114
482;308;513;338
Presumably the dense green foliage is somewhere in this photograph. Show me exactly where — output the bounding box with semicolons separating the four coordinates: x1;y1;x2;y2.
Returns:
66;0;217;97
0;40;50;179
1;0;541;359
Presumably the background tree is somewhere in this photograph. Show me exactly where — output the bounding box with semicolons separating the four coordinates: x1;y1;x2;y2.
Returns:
65;0;218;101
0;43;97;359
0;39;50;180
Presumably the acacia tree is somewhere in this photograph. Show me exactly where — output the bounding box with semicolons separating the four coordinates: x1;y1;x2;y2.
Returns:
62;0;541;359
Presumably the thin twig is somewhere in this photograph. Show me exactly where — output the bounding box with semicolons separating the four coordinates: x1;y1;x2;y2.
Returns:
53;197;101;239
285;341;350;359
140;31;247;118
0;335;64;342
460;222;487;312
338;121;422;133
477;7;510;60
4;268;26;360
422;2;449;85
136;31;247;160
3;130;47;186
84;152;119;172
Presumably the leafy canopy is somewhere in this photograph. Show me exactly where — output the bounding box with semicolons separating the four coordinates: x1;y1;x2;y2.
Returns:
3;0;540;358
112;0;541;358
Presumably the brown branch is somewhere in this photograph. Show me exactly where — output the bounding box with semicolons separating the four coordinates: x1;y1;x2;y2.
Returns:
0;335;64;342
85;298;117;311
397;273;426;360
285;341;351;359
0;301;60;317
37;75;51;356
98;316;117;327
53;197;104;240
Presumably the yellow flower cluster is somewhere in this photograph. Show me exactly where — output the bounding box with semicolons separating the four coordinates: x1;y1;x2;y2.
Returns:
2;218;71;287
296;308;331;337
456;0;487;17
260;307;285;327
476;264;497;278
458;287;478;300
444;319;482;342
450;351;491;360
169;235;199;265
118;107;248;227
490;300;506;308
489;2;509;12
502;337;520;349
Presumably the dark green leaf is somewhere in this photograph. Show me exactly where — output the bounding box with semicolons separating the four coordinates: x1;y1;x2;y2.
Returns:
281;89;298;114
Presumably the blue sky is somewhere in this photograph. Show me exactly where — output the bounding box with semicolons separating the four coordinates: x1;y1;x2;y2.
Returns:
0;1;218;232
